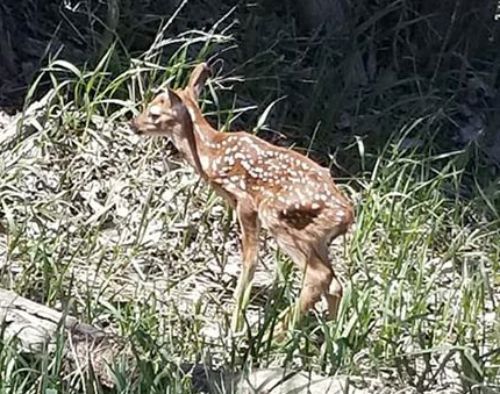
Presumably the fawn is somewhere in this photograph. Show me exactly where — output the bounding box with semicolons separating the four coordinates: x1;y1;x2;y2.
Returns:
130;63;354;333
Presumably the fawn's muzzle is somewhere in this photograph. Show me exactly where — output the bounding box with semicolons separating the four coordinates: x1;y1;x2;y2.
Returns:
129;118;142;135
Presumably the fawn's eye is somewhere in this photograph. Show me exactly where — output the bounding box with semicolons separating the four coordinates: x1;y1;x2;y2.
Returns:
149;112;160;122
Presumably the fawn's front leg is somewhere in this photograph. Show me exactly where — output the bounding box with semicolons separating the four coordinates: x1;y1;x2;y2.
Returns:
231;202;260;333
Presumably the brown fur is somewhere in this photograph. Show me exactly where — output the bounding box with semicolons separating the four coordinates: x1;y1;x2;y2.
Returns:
130;63;354;332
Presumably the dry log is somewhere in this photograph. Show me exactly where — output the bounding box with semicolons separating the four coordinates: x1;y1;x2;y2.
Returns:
0;288;125;387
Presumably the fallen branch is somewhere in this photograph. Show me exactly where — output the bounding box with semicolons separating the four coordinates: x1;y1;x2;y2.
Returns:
0;288;124;387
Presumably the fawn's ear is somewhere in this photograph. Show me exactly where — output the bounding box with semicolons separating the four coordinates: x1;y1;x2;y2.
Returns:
166;88;185;112
167;88;193;124
186;63;212;100
166;88;204;176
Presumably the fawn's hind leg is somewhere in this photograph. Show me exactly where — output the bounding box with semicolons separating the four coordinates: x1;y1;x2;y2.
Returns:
259;199;348;334
231;201;260;333
315;242;343;320
273;233;339;328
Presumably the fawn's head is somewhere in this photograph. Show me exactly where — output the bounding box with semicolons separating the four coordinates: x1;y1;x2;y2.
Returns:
130;63;211;137
130;88;186;137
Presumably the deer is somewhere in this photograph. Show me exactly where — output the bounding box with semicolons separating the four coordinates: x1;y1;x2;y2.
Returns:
130;63;354;335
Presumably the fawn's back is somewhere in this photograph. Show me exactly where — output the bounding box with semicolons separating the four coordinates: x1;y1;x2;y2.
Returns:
200;130;353;238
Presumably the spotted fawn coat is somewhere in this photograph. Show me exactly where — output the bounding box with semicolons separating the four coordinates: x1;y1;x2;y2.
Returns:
131;63;354;332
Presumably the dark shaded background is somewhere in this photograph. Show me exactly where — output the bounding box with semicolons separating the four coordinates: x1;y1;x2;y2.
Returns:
1;0;499;172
